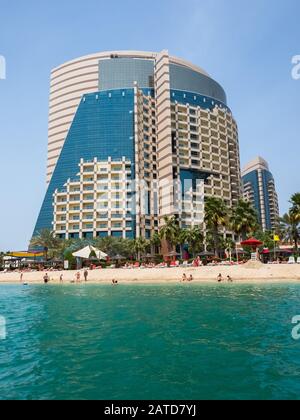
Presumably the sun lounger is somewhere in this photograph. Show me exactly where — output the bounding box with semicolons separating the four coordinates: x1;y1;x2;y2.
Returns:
288;257;296;264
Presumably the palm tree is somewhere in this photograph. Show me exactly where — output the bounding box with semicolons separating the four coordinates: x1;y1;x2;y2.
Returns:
150;232;161;255
185;226;204;257
280;211;300;254
177;229;189;259
159;216;180;252
204;198;229;257
221;237;235;261
230;200;259;241
30;229;59;260
133;237;150;261
291;193;300;222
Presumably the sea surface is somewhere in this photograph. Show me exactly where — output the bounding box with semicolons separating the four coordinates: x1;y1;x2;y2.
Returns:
0;283;300;400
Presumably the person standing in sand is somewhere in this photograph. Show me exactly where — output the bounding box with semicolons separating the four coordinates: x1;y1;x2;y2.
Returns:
76;272;81;283
20;272;24;283
84;269;89;282
43;273;49;284
60;274;63;283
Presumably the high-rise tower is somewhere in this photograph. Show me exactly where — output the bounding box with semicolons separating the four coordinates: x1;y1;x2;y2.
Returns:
33;50;241;240
242;157;280;231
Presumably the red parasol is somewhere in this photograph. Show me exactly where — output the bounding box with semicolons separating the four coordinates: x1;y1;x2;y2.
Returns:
240;238;263;250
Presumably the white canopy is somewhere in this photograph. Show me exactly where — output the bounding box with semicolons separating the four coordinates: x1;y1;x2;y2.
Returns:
72;246;108;260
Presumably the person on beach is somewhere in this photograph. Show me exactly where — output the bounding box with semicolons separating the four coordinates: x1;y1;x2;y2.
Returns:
227;276;233;283
60;274;63;283
20;272;23;283
43;273;49;284
76;272;81;283
217;274;223;283
181;274;187;282
112;279;118;285
188;275;194;282
84;269;89;282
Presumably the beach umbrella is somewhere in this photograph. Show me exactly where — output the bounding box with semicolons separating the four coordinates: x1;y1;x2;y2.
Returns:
198;251;216;257
240;238;263;250
166;251;180;257
112;254;126;261
142;253;154;260
72;246;108;260
166;251;180;261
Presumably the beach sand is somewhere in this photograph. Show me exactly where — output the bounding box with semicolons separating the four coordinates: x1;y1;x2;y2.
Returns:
1;264;300;284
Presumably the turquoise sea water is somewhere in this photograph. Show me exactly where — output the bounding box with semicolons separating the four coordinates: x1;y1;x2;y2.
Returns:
0;283;300;400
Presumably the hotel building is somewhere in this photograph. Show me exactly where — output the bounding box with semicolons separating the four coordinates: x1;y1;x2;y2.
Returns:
242;157;280;231
33;50;241;240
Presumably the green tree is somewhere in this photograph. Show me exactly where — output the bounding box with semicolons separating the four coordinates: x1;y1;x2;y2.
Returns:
230;199;259;241
280;211;300;254
150;232;161;255
204;198;229;257
30;229;60;260
220;237;235;260
133;237;150;260
185;226;204;257
159;216;180;252
291;193;300;222
94;237;135;259
177;229;189;259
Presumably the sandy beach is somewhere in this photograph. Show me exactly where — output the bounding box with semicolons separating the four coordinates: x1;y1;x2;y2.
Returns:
1;263;300;284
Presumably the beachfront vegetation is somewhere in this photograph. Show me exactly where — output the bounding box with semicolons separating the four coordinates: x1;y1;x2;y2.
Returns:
204;197;229;257
24;192;300;266
230;199;259;241
279;193;300;254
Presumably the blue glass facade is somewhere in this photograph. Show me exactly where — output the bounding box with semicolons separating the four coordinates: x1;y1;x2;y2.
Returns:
99;58;227;104
242;169;274;231
33;89;135;236
99;58;155;90
169;64;227;104
180;169;211;198
170;90;229;112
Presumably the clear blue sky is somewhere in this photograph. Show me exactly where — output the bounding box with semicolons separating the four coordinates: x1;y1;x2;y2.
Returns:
0;0;299;251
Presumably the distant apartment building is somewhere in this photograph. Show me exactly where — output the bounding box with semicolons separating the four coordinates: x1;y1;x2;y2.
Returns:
33;50;241;240
242;157;280;231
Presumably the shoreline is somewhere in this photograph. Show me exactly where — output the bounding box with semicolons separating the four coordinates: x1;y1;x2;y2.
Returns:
1;265;300;285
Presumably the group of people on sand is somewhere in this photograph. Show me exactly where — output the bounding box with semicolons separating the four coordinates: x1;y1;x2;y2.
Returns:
181;274;194;282
38;269;91;284
217;274;233;283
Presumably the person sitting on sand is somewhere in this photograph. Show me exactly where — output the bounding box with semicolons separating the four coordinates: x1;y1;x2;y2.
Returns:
227;275;233;283
112;279;118;285
181;274;187;282
188;275;194;282
217;274;223;283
